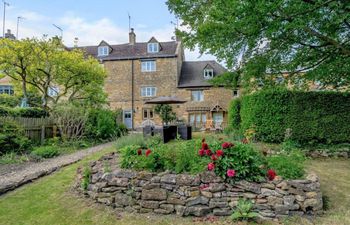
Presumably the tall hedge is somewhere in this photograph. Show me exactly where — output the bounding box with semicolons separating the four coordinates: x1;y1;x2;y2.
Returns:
239;89;350;144
228;98;241;130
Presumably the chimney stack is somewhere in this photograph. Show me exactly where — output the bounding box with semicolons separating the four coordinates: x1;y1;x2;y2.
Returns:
4;29;16;40
74;37;79;47
129;28;136;45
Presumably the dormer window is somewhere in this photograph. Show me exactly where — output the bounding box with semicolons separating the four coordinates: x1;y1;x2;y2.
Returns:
203;69;214;79
147;43;159;53
98;46;109;56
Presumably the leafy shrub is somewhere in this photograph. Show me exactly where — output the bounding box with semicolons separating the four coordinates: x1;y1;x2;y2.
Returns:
0;94;20;107
231;199;258;221
86;108;127;141
228;98;241;130
0;151;29;164
51;103;88;141
31;145;60;159
267;150;305;179
0;106;47;118
0;119;31;154
211;142;266;182
240;88;350;144
119;139;210;174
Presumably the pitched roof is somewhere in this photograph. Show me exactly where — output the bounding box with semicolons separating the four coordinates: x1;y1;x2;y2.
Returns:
72;41;178;61
178;61;226;88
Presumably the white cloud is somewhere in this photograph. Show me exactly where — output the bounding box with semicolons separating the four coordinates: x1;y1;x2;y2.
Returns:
3;9;220;63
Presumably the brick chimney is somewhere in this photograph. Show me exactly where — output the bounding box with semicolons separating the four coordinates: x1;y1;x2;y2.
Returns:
129;28;136;45
4;29;16;40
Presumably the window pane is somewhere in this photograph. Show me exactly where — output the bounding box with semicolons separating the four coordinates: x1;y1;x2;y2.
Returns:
143;109;148;119
202;114;206;122
149;110;153;118
196;114;201;122
190;114;195;123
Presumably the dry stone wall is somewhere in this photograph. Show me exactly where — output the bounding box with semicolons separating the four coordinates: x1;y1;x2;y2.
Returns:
76;153;323;221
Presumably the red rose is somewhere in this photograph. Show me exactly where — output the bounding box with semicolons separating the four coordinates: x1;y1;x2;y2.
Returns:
145;149;152;157
216;150;224;157
202;142;209;150
205;149;212;156
137;149;142;155
222;142;234;149
211;154;218;161
198;149;205;156
227;169;235;177
207;162;215;171
267;169;277;181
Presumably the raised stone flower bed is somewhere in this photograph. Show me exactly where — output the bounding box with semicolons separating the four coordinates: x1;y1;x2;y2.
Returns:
75;152;323;221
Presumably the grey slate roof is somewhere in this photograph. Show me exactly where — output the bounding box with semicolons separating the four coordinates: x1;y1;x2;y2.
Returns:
178;61;226;88
73;41;178;61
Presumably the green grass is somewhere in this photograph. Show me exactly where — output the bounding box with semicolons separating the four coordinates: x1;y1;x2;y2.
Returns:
0;137;349;224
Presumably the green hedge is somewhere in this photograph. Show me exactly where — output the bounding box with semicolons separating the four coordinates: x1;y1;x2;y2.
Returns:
228;98;241;130
0;94;20;107
0;106;48;118
239;89;350;144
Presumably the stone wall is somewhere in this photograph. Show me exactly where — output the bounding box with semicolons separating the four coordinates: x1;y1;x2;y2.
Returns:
76;153;323;221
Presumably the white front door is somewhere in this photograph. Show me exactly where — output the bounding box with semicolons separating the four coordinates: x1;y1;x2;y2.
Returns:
123;110;132;129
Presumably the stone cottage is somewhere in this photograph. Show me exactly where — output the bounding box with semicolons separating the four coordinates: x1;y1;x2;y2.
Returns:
78;29;236;129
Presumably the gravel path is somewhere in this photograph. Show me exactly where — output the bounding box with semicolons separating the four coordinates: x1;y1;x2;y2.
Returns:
0;142;113;195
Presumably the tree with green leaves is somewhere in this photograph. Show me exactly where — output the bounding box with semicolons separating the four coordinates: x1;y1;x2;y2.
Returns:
154;104;176;125
0;38;38;104
0;37;107;108
167;0;350;91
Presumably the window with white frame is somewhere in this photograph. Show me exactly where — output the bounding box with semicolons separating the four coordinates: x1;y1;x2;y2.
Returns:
48;86;59;97
203;69;214;79
143;108;154;119
0;85;14;95
141;87;156;97
98;46;109;56
191;90;204;102
141;60;156;72
147;43;159;53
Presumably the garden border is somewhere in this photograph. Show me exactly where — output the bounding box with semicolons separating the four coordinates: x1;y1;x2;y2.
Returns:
76;152;323;221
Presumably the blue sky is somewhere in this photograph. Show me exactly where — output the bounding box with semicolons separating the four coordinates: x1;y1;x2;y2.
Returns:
3;0;216;61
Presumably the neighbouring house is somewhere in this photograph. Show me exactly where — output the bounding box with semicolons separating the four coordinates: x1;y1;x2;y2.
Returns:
0;76;14;95
76;28;236;129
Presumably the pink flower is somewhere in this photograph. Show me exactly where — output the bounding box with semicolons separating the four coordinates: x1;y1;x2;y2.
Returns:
202;143;209;150
137;149;142;155
145;149;152;157
198;149;205;156
207;162;215;171
227;169;236;177
211;154;218;161
216;150;224;157
222;142;234;149
267;169;277;181
205;149;212;156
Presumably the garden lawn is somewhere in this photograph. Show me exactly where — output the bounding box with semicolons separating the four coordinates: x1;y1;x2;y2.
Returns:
0;145;349;225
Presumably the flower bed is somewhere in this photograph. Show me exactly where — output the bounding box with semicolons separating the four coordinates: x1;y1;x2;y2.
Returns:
75;152;323;221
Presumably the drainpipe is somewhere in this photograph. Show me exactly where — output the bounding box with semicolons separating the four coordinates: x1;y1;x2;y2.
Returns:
131;59;134;130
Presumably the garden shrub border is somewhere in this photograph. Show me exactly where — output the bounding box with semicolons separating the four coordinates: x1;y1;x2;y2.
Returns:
234;89;350;144
76;152;323;221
